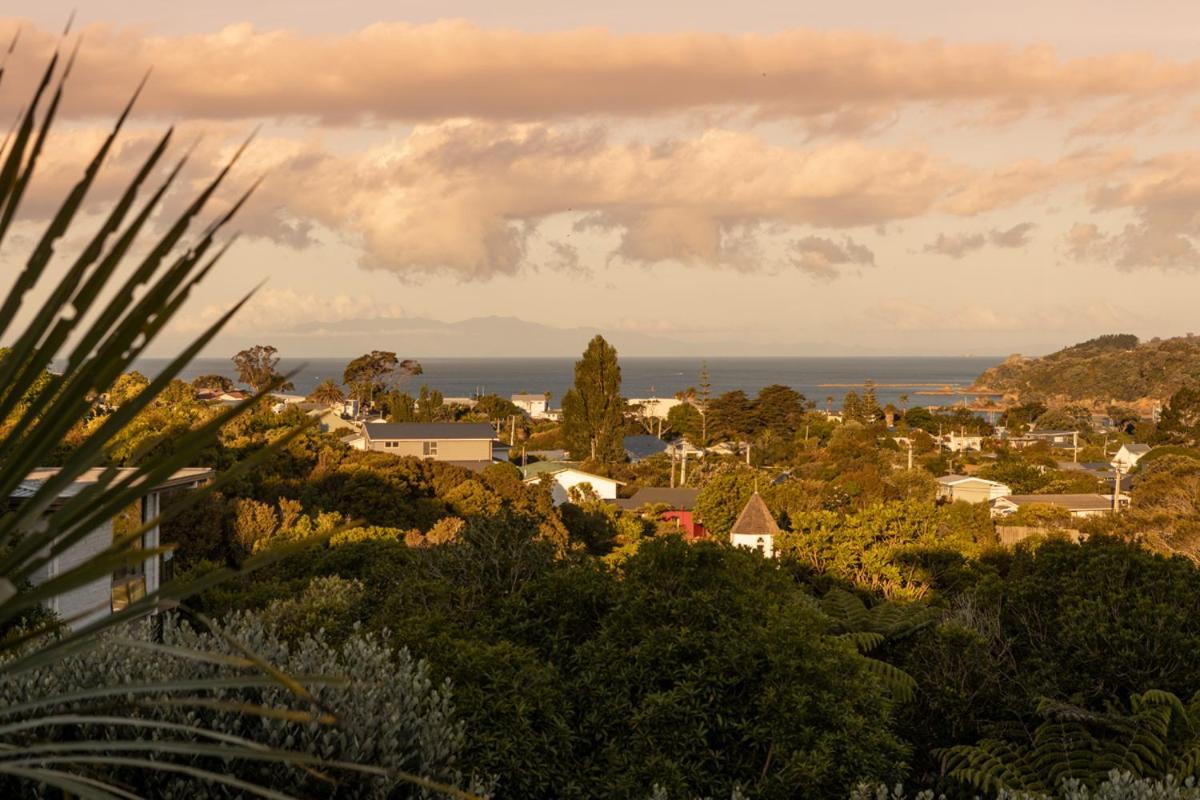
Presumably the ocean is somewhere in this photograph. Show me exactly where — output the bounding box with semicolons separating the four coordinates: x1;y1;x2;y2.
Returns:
120;356;1001;409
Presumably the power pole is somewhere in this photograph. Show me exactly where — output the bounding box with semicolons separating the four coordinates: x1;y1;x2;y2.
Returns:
681;449;688;486
1112;464;1124;513
907;440;914;470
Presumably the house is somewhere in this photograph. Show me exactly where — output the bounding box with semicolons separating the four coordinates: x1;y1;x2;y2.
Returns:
615;487;705;539
627;397;682;420
728;492;779;558
941;432;983;453
624;435;669;462
363;422;496;470
521;461;623;505
936;475;1012;504
1111;443;1152;471
511;393;551;419
990;493;1126;519
10;467;213;630
307;407;357;434
1008;429;1081;456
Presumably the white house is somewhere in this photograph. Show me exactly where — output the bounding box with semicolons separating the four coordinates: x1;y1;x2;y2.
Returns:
11;467;213;630
936;475;1012;504
729;492;779;558
627;397;682;420
1111;443;1152;471
521;462;623;506
511;393;551;419
941;432;984;453
990;493;1125;519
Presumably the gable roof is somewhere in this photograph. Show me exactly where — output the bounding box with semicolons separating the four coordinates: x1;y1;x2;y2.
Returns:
364;422;495;441
729;492;780;537
521;460;574;478
1122;443;1152;455
999;494;1113;511
520;462;623;485
621;487;699;510
12;467;213;502
623;435;669;460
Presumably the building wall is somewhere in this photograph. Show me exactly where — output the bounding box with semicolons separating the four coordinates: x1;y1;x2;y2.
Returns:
538;471;619;506
370;438;492;460
47;520;115;630
730;532;775;558
956;483;1006;504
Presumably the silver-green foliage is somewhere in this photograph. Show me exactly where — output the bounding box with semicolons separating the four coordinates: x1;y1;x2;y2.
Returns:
0;614;488;798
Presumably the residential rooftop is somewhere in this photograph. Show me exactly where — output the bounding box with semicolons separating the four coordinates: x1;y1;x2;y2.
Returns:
363;422;496;440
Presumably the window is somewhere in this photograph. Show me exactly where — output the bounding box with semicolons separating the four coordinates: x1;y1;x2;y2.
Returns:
423;441;438;457
384;441;398;448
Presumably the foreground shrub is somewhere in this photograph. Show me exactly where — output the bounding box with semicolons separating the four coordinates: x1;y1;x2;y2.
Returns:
0;614;486;798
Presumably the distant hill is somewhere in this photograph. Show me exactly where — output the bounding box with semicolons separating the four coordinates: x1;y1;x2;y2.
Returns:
973;334;1200;405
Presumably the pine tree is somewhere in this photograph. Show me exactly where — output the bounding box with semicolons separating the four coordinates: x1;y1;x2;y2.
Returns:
698;361;712;445
562;336;625;462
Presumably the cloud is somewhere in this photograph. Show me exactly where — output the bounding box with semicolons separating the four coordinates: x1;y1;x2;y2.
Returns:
1064;153;1200;271
787;236;875;278
923;232;987;258
3;20;1200;128
923;222;1035;258
13;120;1137;281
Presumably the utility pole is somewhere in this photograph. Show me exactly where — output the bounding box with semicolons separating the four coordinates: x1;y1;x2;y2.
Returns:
1112;464;1124;513
1073;430;1079;464
681;449;688;486
670;447;676;488
510;415;516;446
907;440;914;470
746;444;751;466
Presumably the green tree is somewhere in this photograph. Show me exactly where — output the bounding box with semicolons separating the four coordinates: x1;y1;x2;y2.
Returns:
1156;385;1200;446
232;344;294;392
843;390;865;423
708;389;754;441
753;384;808;436
191;373;233;393
862;380;883;423
343;350;422;408
106;370;149;406
561;335;624;462
308;377;345;406
694;465;759;538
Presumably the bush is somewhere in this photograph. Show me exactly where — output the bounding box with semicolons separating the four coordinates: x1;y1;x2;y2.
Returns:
0;614;485;798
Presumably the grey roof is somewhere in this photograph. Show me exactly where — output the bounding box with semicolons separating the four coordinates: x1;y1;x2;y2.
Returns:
730;492;780;537
1027;429;1078;437
620;487;699;511
511;394;547;402
364;422;495;441
521;461;574;478
937;474;1009;488
1001;494;1113;511
12;467;213;502
1125;443;1152;455
623;435;669;460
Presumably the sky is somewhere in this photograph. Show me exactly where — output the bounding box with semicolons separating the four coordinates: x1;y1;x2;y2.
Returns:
5;2;1200;357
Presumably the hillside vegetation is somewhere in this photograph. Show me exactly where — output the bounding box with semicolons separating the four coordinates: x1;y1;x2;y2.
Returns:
974;334;1200;405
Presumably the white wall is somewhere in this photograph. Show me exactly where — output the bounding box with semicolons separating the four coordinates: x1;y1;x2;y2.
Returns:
46;520;115;630
532;470;619;506
730;532;775;558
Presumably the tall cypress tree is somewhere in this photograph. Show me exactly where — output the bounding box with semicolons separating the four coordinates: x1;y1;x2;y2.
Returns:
562;335;625;462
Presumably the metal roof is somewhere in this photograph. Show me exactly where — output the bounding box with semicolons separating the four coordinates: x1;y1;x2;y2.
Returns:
364;422;495;440
11;467;213;501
